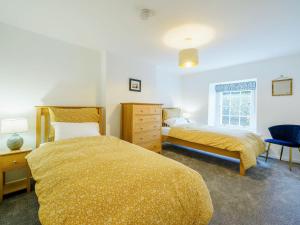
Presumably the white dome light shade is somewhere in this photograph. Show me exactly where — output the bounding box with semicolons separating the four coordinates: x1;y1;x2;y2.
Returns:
163;24;215;49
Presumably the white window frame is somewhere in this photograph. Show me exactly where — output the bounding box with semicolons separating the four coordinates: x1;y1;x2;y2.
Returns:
208;79;257;132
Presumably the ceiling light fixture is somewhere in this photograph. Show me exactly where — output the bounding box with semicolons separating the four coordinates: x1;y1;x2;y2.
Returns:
179;48;199;68
163;24;215;49
163;24;215;68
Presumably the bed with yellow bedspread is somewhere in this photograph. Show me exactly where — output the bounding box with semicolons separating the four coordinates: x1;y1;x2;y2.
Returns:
26;136;213;225
168;125;265;170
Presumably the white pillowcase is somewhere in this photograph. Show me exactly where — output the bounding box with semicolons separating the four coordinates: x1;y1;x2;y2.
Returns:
164;117;189;127
51;122;100;141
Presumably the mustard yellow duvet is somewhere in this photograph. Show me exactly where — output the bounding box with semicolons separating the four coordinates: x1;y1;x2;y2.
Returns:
26;136;213;225
168;125;265;170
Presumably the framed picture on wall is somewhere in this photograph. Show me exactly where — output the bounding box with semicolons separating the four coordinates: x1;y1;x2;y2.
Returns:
129;78;141;92
272;78;293;96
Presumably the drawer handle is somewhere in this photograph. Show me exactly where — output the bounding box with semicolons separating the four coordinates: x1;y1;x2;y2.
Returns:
13;160;17;164
140;138;144;140
140;128;144;130
139;118;143;121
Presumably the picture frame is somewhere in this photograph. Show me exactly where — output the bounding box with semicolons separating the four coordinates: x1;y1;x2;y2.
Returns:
272;78;293;96
129;78;141;92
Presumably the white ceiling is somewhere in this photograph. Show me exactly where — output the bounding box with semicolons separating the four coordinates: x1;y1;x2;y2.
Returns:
0;0;300;73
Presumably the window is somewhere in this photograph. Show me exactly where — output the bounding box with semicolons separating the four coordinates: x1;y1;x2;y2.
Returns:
208;79;257;131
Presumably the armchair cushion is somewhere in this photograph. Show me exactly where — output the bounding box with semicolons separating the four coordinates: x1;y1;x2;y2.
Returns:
265;138;300;148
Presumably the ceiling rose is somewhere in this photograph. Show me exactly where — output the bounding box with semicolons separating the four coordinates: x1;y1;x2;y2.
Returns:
163;24;215;49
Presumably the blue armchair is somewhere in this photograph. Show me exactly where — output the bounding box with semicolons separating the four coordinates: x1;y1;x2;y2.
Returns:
265;125;300;170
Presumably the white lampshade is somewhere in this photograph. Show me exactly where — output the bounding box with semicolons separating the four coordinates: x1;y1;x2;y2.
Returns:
1;118;28;134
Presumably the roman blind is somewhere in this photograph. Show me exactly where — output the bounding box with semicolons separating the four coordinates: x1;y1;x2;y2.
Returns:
215;81;256;92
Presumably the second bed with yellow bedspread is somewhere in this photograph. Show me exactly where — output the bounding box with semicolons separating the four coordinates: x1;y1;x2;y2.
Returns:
26;136;213;225
168;125;265;170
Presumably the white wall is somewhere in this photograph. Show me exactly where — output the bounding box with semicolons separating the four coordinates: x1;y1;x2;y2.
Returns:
0;23;183;149
181;54;300;162
156;67;182;108
97;52;182;138
104;54;184;137
0;23;102;150
105;53;159;137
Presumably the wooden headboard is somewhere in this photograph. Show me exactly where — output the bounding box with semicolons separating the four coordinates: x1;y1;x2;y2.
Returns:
35;106;106;148
162;107;181;127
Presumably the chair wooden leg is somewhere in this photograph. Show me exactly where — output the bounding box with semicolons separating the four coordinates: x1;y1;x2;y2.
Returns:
280;146;284;161
289;147;293;171
265;143;271;162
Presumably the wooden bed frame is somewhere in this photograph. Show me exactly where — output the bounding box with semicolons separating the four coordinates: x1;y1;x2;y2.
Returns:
161;108;246;176
35;106;105;148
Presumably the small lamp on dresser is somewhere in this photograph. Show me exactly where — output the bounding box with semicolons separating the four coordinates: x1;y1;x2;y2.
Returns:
1;118;28;150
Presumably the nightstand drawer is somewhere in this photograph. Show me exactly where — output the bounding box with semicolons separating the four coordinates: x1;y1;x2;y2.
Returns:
0;149;32;202
0;153;28;171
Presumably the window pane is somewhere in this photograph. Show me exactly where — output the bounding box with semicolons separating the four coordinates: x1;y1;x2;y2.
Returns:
222;106;230;115
241;91;251;95
230;92;240;116
241;91;251;102
222;92;230;106
240;117;250;127
216;81;256;130
240;103;250;116
240;91;251;116
241;92;251;105
230;116;239;125
222;116;229;125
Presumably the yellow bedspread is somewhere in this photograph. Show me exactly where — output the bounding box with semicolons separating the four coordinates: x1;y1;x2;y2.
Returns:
26;136;213;225
168;125;265;170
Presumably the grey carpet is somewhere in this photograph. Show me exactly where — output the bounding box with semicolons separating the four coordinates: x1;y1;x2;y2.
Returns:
1;144;299;225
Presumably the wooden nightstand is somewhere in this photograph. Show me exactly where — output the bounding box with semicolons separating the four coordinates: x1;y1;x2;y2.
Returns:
0;149;32;202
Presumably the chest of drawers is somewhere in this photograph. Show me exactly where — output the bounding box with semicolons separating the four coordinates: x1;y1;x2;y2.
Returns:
121;103;162;153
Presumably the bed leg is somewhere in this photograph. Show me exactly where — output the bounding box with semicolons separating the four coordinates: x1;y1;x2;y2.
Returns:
239;161;246;176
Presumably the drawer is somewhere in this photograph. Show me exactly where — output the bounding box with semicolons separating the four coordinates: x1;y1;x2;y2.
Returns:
134;115;161;124
133;105;161;115
133;121;161;133
139;140;161;152
133;130;161;144
0;153;28;171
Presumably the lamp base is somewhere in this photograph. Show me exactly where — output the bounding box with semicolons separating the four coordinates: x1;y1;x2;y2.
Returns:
7;133;24;151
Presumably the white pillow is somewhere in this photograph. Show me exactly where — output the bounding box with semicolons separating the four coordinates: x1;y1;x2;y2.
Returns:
164;117;189;127
51;122;100;141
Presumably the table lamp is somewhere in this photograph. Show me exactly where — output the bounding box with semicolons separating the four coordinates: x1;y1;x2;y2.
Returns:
1;118;28;150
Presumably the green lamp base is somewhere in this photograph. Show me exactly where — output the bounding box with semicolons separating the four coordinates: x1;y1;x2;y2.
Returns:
7;133;24;151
